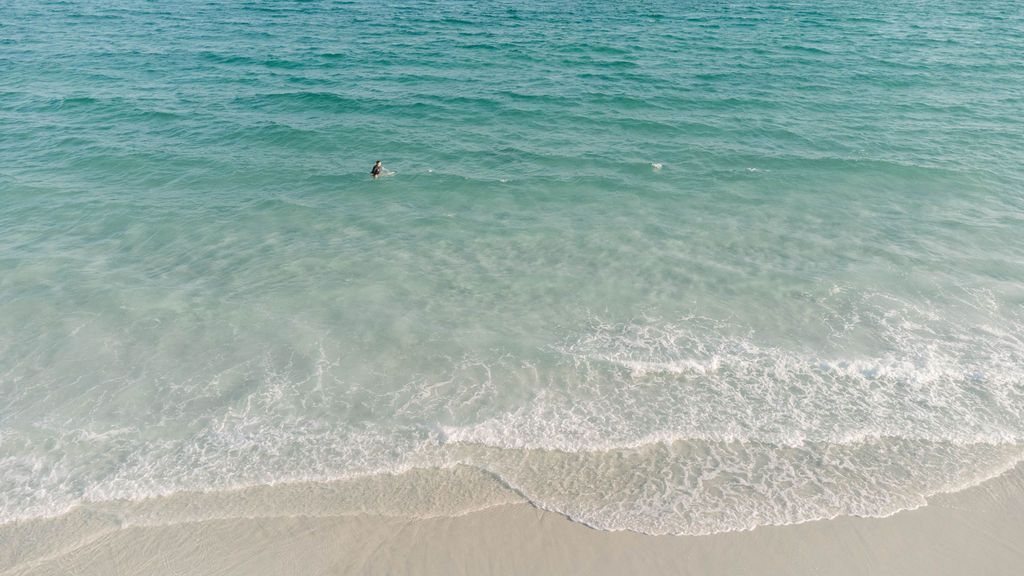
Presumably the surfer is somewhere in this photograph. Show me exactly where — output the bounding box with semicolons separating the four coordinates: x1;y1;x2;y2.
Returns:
371;160;383;179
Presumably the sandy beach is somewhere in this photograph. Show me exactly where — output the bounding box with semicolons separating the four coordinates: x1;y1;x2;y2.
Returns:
4;2;1023;575
3;464;1022;576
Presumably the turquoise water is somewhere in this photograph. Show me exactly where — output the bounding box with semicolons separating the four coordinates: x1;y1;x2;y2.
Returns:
2;0;1023;534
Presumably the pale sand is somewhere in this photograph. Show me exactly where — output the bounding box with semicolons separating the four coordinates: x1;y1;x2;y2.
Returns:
3;466;1024;576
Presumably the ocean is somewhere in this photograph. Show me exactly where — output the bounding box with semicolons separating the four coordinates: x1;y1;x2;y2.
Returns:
1;0;1023;535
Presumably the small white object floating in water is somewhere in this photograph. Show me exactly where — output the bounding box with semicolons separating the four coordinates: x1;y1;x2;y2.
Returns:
651;163;663;171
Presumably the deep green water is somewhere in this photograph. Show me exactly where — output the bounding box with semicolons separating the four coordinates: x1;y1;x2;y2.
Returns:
1;0;1023;534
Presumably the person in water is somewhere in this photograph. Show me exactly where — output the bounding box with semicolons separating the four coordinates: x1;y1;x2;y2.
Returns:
371;160;383;178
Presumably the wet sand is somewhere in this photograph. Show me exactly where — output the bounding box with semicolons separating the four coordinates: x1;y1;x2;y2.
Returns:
3;465;1023;575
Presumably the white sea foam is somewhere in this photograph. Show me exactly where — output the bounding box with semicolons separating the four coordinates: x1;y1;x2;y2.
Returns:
1;290;1022;534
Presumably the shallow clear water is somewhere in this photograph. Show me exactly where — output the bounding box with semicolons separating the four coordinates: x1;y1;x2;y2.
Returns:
2;0;1023;534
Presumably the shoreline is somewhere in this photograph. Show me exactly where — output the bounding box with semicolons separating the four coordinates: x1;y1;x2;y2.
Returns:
4;464;1023;575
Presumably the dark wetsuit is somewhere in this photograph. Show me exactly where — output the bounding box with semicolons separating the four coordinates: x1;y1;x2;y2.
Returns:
371;163;382;177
